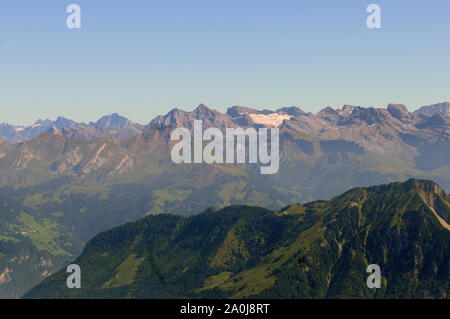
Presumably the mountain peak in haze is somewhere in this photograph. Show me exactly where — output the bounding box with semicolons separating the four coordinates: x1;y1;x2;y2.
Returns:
147;104;235;130
414;102;450;118
194;103;212;113
54;117;79;128
387;103;411;121
316;106;341;122
276;106;305;116
226;106;260;118
90;113;133;130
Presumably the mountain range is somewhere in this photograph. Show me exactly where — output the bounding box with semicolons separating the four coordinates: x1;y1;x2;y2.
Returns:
0;101;449;298
0;113;145;144
1;102;449;143
23;179;450;299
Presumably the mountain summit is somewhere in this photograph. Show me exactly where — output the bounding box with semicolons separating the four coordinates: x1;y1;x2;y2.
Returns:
146;104;235;130
89;113;134;130
414;102;450;118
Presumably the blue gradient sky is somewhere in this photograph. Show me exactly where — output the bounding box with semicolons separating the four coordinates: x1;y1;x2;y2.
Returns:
1;0;449;125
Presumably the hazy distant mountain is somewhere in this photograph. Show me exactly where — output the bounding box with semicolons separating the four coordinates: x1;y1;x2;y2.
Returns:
2;102;448;144
0;114;145;143
48;125;144;142
0;102;448;217
0;117;81;144
89;113;140;130
414;102;450;118
147;104;236;130
148;101;449;133
1;102;448;215
276;106;306;117
23;180;450;299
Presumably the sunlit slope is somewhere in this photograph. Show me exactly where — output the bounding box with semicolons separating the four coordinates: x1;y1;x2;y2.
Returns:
24;179;450;299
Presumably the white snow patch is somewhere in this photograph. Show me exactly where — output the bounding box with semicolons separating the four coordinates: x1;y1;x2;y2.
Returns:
248;113;292;127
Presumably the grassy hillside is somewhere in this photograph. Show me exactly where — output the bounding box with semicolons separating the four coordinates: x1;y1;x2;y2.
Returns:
24;179;450;299
0;196;79;298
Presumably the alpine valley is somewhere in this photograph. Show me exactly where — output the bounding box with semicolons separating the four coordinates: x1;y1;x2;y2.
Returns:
0;102;449;298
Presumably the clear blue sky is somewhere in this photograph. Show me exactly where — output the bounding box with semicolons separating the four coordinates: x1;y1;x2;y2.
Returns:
1;0;449;125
